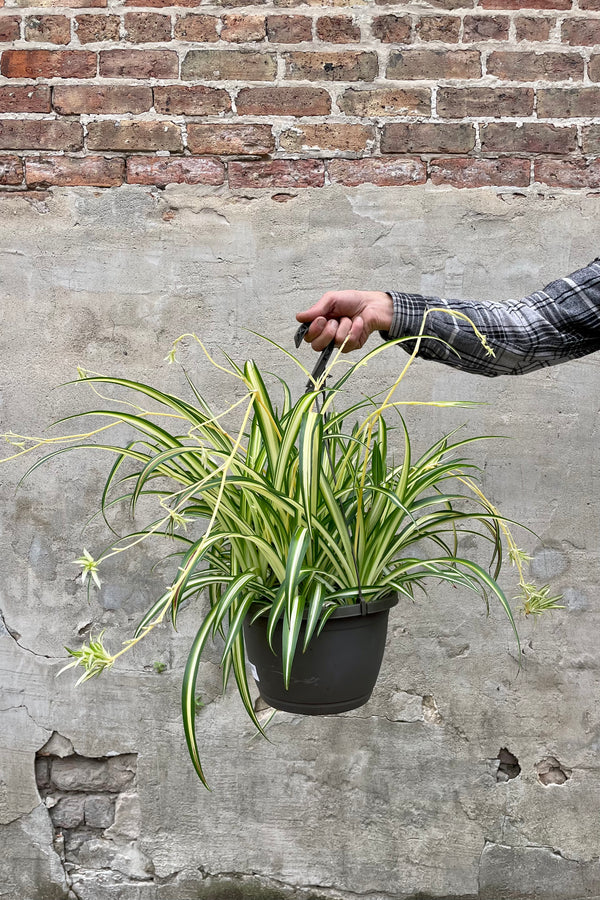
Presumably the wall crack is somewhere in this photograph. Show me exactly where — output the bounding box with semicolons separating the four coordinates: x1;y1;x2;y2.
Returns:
0;608;61;662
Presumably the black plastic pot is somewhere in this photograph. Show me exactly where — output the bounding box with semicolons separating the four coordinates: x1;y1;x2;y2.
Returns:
243;594;399;715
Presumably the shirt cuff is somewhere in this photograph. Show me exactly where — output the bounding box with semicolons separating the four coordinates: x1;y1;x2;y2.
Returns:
379;291;430;341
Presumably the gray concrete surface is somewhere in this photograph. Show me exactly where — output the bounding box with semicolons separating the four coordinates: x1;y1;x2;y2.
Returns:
1;184;599;900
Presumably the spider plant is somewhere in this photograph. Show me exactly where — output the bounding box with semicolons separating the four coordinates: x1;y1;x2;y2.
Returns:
2;331;555;788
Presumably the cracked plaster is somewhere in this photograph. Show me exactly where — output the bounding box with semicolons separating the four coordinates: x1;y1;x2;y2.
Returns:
1;185;600;898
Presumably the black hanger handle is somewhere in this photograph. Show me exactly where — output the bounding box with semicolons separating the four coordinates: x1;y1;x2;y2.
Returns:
294;323;336;393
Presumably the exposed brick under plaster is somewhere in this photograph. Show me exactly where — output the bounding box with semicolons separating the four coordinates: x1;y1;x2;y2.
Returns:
1;1;600;189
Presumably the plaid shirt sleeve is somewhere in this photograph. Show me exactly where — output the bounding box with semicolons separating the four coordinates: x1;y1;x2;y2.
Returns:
384;258;600;377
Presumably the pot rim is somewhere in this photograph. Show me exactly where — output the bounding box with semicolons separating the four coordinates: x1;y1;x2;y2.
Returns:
249;592;399;621
326;592;399;619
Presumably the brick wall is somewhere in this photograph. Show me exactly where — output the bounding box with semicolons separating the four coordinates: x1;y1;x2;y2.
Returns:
0;0;599;192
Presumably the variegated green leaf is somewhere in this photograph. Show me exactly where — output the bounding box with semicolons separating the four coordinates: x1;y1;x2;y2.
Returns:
302;581;324;652
243;360;281;475
283;526;310;618
273;391;320;493
181;603;221;788
299;407;323;530
282;593;305;689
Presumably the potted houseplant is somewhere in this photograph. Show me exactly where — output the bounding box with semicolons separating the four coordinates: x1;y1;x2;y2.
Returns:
2;328;561;788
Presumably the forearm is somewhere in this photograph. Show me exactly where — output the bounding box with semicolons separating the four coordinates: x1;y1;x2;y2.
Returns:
385;259;600;377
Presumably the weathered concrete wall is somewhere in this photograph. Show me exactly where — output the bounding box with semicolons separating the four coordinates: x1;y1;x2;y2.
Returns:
1;184;600;900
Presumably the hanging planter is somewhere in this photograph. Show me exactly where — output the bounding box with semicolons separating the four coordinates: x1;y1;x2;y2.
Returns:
2;323;563;788
244;593;399;715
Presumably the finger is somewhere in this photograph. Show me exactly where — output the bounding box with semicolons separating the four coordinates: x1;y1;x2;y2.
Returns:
335;317;353;348
342;315;364;353
303;316;327;344
311;318;339;352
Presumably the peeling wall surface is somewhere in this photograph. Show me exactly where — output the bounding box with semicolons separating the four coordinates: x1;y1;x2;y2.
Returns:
1;184;600;900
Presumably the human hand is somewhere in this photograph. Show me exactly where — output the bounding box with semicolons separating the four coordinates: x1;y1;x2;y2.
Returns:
296;291;394;353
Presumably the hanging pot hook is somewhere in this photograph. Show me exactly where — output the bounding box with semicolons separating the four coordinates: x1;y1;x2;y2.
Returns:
294;322;367;615
294;322;335;395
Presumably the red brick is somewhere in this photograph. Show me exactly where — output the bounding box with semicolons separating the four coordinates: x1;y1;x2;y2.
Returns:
174;15;218;41
589;56;600;81
515;15;553;42
272;0;346;4
229;159;325;188
13;0;105;7
377;0;467;6
266;15;312;42
338;87;430;116
407;0;473;6
1;50;96;78
87;120;182;152
124;0;199;6
235;85;330;115
75;15;120;43
381;123;475;154
481;122;576;153
534;158;600;188
221;14;266;42
0;156;23;186
154;85;230;115
283;51;378;81
0;84;51;113
0;16;20;41
124;12;172;42
274;0;356;5
53;84;152;115
386;49;481;79
582;125;600;154
99;50;178;79
437;86;533;117
182;49;276;80
25;15;70;44
537;87;600;117
316;16;360;42
127;156;225;185
279;123;374;153
328;157;426;187
371;15;411;43
187;123;274;154
25;156;124;187
462;15;510;42
417;15;460;42
562;18;600;45
580;0;600;8
0;119;83;150
487;51;584;81
480;0;570;8
430;158;530;188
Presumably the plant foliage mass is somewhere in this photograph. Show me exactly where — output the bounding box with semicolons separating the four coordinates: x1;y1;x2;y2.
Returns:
3;332;561;787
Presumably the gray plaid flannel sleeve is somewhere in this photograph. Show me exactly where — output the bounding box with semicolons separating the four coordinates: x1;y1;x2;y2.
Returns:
384;258;600;377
